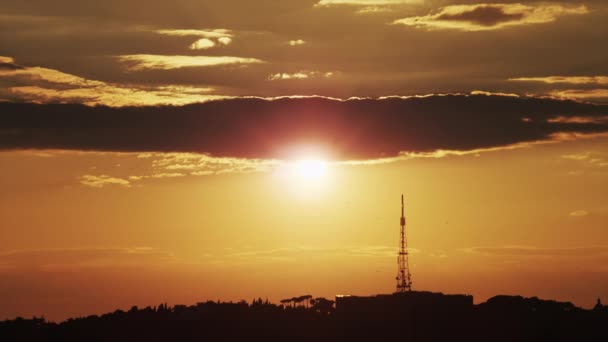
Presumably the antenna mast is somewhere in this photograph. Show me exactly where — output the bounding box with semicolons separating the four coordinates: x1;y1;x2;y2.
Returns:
396;194;412;292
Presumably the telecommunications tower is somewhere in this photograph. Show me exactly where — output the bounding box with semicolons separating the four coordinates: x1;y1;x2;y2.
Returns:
396;194;412;292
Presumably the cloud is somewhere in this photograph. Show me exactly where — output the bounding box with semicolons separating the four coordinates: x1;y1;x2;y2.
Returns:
0;60;106;87
464;245;608;257
268;71;334;80
147;152;277;174
189;38;216;50
224;245;403;262
394;4;588;31
316;0;421;6
289;39;306;46
217;37;232;45
0;247;176;271
0;57;224;106
562;152;608;168
356;6;395;14
547;89;608;104
269;72;310;80
0;56;25;71
315;0;422;14
0;94;606;160
74;152;280;188
0;56;15;64
80;175;131;188
549;116;608;124
470;90;518;97
155;29;233;39
510;76;608;85
155;29;234;50
117;55;263;71
569;210;589;217
6;85;225;107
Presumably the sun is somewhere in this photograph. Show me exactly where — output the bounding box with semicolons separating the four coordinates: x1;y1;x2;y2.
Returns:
294;159;328;180
272;149;332;197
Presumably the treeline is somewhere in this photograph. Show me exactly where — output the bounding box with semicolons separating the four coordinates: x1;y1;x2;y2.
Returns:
1;294;607;341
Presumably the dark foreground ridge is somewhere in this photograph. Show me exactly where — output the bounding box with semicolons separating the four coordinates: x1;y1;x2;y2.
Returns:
2;291;607;341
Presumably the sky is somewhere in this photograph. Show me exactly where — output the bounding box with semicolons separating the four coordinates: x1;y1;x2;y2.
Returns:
0;0;607;321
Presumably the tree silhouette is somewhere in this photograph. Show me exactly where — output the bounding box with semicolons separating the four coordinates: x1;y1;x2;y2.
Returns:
1;293;607;341
310;297;335;315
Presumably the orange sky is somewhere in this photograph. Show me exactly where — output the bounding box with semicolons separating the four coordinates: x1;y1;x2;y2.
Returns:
1;0;608;322
1;134;607;321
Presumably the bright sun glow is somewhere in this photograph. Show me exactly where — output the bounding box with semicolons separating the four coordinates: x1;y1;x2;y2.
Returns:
273;151;332;198
294;159;328;180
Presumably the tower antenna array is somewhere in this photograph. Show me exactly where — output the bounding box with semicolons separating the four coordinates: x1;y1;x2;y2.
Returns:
396;194;412;292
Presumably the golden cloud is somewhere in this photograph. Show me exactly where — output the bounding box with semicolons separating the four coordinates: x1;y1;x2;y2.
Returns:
0;57;226;106
189;38;216;50
0;56;17;64
393;3;588;31
76;152;279;189
0;247;177;271
570;210;589;217
155;29;233;39
156;29;234;50
268;71;334;81
118;55;264;70
80;175;131;188
316;0;421;6
217;37;233;45
463;245;608;257
548;116;608;124
289;39;306;46
510;76;608;85
562;151;608;168
548;89;608;103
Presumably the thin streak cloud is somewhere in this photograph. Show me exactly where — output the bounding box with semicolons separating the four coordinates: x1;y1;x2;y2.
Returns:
0;56;223;106
316;0;421;6
548;89;608;104
155;29;233;39
510;76;608;85
118;55;264;71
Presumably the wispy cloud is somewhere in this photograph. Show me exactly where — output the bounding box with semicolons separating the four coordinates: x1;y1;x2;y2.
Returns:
189;38;216;50
0;56;224;106
223;245;405;263
316;0;421;6
464;245;608;257
569;210;589;217
78;152;279;189
118;55;263;71
268;71;334;80
355;6;395;14
548;116;608;124
547;89;608;104
562;151;608;168
0;247;177;271
156;29;233;39
394;4;588;31
315;0;422;14
510;76;608;85
80;175;131;188
0;56;16;64
289;39;306;46
155;29;234;50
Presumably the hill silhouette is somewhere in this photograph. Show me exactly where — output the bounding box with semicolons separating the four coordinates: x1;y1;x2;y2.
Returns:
1;292;607;341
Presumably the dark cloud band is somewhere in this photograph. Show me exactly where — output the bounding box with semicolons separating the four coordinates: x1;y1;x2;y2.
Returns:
0;95;607;159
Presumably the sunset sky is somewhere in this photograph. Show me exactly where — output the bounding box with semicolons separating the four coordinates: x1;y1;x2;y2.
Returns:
1;0;607;321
